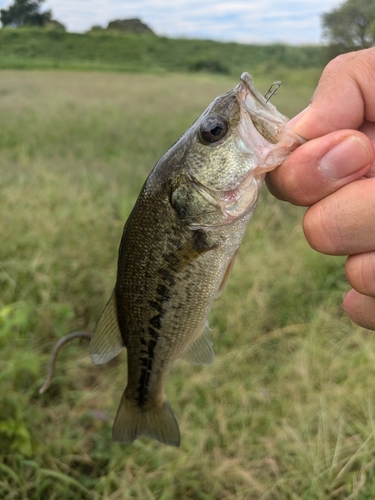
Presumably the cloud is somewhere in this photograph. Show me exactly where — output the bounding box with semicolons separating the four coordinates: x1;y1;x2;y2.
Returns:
0;0;343;44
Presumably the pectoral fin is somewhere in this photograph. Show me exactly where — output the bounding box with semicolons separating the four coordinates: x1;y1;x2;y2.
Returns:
181;321;214;365
161;231;216;274
89;292;124;365
215;250;238;298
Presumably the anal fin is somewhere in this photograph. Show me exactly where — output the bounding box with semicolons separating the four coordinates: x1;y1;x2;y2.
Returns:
181;321;214;365
89;291;124;365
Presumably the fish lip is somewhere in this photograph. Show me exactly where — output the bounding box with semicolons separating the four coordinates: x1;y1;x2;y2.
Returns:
236;72;304;167
236;72;286;125
238;73;306;149
238;72;271;109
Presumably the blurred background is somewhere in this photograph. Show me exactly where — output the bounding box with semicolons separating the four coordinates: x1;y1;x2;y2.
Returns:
1;1;375;498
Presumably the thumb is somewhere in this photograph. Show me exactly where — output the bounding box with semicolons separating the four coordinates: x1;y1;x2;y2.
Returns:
289;48;375;140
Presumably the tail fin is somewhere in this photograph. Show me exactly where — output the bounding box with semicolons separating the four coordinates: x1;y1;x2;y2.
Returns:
112;394;180;447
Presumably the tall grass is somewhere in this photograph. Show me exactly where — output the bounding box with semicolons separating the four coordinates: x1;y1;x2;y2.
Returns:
1;69;375;499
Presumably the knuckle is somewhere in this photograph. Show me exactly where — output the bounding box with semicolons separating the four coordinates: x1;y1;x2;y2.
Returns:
318;53;356;89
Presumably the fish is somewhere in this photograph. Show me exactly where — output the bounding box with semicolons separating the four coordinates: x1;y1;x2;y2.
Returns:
89;73;302;447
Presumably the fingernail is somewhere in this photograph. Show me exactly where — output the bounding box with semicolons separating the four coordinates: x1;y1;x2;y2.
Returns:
319;136;372;180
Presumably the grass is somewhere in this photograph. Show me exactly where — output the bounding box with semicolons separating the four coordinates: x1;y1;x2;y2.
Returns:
1;69;375;499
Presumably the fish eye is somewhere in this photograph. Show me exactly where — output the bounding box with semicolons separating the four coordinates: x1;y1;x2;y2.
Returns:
199;115;228;144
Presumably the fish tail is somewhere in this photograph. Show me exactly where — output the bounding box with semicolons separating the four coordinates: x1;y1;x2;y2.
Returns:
112;393;181;447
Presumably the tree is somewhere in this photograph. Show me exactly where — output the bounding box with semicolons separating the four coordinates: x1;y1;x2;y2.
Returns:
322;0;375;57
106;19;155;35
0;0;52;28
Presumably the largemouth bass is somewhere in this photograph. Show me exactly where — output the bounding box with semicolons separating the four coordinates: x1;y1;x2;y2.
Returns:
89;73;302;447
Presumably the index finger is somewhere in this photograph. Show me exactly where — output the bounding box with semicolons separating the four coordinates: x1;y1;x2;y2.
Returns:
291;48;375;140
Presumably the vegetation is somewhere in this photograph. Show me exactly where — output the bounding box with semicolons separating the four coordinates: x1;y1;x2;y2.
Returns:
0;28;324;75
0;0;53;28
322;0;375;58
106;18;155;35
1;68;375;498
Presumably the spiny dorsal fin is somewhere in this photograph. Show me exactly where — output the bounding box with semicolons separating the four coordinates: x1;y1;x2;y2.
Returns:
89;291;124;365
181;321;214;365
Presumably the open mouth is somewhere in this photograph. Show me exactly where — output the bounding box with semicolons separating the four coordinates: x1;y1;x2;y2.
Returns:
236;72;305;166
238;72;273;109
236;73;287;142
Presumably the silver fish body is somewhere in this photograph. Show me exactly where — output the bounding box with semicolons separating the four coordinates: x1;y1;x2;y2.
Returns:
89;73;302;446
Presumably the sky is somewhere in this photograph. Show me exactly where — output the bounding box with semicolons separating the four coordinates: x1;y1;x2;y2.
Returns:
0;0;343;45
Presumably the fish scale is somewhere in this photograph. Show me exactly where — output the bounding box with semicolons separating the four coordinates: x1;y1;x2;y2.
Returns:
89;72;303;446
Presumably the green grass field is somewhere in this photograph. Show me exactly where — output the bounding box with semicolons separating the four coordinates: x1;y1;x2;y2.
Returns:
2;68;375;499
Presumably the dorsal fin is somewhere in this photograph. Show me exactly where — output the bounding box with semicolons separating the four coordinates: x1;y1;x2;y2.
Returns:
89;292;124;365
181;321;214;365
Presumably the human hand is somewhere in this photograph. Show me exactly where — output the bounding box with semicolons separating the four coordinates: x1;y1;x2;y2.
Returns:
267;48;375;330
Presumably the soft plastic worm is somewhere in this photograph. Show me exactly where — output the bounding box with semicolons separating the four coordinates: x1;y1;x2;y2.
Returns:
39;331;93;394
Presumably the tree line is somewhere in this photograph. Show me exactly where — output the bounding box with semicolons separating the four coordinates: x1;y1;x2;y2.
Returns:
0;0;154;34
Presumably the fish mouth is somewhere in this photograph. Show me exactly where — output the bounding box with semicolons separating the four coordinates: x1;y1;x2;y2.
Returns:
235;72;305;172
235;72;288;145
238;72;278;112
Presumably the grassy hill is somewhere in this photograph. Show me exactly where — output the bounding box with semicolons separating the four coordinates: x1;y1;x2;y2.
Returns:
0;28;325;76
